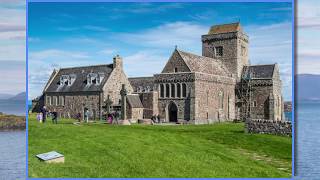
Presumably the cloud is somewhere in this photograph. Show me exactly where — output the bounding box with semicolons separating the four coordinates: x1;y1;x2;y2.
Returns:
123;50;168;77
245;22;292;100
108;3;184;14
29;49;90;61
56;25;108;32
118;21;207;52
98;48;116;55
297;0;320;29
0;3;25;62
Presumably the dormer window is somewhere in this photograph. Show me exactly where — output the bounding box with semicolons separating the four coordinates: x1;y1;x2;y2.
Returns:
215;46;223;57
60;75;75;86
146;86;151;92
87;72;104;85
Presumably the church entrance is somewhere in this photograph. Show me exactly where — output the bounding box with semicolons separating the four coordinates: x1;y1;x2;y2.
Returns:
168;102;178;122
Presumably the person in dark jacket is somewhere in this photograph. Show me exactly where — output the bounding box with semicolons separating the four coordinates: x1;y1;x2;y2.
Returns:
51;111;58;124
41;106;48;123
157;114;161;123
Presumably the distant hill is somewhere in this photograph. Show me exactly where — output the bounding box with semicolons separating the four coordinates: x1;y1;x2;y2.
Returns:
296;74;320;101
0;93;14;100
9;92;26;101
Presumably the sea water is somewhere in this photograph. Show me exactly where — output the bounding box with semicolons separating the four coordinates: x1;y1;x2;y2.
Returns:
0;100;26;179
295;101;320;179
0;131;26;180
0;99;25;116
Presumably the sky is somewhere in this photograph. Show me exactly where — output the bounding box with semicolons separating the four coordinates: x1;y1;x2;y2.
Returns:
28;2;293;100
0;0;25;95
297;0;320;75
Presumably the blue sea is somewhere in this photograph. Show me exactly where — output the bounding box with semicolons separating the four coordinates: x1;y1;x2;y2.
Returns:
0;100;26;180
295;100;320;179
0;99;25;116
0;131;26;180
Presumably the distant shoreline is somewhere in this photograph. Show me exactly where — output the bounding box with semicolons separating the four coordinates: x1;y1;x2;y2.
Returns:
0;113;26;131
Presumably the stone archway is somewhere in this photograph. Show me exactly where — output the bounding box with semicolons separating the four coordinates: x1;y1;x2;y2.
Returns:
168;102;178;122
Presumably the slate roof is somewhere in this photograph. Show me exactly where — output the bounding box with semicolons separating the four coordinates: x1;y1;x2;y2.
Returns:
127;95;143;108
242;64;276;79
176;49;230;76
208;22;241;35
129;77;154;92
45;64;113;93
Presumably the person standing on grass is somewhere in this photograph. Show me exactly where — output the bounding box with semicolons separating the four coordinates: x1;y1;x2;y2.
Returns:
108;113;113;124
51;110;58;124
39;112;43;123
41;106;47;123
157;114;161;123
151;115;156;123
76;112;81;123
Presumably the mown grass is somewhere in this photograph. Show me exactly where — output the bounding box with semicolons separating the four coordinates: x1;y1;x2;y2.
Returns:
0;113;26;130
28;114;291;178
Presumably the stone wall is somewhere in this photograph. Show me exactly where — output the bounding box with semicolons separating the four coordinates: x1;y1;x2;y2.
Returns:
245;119;292;136
137;91;159;119
194;76;235;124
44;91;102;120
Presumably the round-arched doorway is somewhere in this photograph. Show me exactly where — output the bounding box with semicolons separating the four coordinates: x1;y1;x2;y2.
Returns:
168;102;178;122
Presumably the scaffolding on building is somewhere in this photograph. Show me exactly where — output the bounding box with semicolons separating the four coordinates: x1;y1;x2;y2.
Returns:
236;67;253;121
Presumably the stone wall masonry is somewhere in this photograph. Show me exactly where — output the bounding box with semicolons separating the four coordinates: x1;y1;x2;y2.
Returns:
245;119;292;136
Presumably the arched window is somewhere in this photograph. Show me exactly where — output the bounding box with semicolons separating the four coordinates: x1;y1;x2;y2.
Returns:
160;84;164;98
171;84;175;98
218;91;224;109
165;84;170;98
182;83;187;97
177;83;181;98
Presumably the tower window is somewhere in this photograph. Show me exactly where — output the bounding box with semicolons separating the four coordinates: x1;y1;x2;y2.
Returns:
252;101;257;107
241;46;246;56
215;46;223;57
174;67;178;72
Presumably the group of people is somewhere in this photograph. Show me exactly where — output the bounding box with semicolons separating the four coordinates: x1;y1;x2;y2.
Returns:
36;106;58;124
106;111;120;124
151;114;161;124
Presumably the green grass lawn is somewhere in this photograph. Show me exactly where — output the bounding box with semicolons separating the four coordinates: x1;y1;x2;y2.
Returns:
28;114;291;178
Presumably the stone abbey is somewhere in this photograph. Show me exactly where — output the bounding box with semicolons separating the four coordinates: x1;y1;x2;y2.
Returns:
33;22;284;124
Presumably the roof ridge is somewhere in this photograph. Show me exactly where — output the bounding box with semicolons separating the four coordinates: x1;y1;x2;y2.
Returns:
59;63;113;70
210;22;240;27
128;76;154;79
247;63;276;67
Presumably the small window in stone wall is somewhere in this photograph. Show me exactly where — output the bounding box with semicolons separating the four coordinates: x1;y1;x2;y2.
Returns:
252;101;257;107
174;67;178;72
241;46;246;56
218;91;224;109
215;46;223;57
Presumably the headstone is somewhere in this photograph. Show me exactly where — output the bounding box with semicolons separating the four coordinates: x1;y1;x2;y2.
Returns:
36;151;64;163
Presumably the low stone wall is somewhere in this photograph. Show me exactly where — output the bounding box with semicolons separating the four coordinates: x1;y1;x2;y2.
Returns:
245;119;292;136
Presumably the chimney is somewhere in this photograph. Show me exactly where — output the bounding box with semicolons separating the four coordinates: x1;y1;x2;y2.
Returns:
113;55;123;69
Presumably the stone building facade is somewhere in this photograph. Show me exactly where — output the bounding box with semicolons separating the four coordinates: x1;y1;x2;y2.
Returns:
39;55;136;120
35;22;285;124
